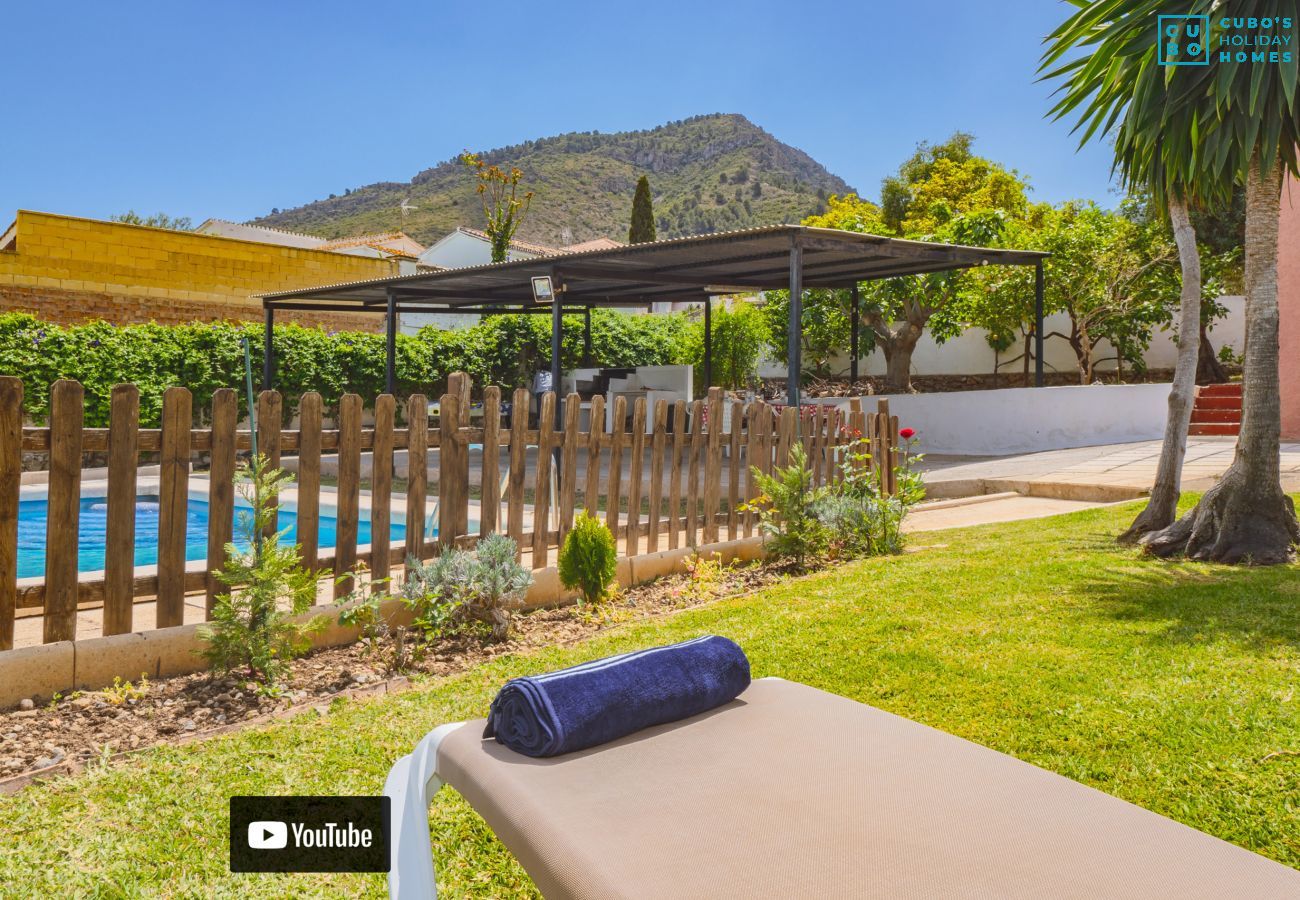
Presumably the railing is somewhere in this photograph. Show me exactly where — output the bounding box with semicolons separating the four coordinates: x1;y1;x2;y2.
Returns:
0;373;898;650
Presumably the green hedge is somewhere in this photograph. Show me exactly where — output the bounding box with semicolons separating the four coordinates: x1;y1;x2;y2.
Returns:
0;311;700;427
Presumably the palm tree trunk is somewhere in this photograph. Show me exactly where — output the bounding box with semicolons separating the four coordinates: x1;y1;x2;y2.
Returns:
1120;197;1200;543
1145;157;1300;564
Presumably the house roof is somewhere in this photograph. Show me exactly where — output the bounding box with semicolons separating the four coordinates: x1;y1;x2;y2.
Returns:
448;227;625;258
317;231;426;258
259;224;1047;313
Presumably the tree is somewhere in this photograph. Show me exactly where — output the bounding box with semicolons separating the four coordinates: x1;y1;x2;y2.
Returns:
628;175;656;243
758;288;853;380
1046;0;1300;562
807;139;1031;392
1028;201;1176;384
460;151;534;263
110;211;193;230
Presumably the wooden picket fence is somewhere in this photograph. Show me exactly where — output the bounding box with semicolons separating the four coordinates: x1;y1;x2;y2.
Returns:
0;373;899;651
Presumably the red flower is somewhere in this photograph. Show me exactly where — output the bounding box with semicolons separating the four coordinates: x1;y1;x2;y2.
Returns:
899;427;915;440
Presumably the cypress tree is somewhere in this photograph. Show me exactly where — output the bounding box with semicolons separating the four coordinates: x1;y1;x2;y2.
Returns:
628;175;656;244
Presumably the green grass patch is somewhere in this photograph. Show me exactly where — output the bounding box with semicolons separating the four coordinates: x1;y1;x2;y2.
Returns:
1;496;1297;896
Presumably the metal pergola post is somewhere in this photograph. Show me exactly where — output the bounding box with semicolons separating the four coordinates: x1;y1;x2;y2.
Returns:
703;296;713;389
262;306;275;391
583;306;593;366
1034;259;1045;387
787;239;803;408
385;288;398;395
849;283;860;384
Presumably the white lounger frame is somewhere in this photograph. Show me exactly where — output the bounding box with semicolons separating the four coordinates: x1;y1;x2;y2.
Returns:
384;721;466;899
384;678;783;898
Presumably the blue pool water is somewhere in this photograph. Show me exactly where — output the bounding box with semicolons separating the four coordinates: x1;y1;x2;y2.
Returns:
16;495;407;579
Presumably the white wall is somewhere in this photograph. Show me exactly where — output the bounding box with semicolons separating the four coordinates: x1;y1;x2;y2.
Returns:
819;383;1173;455
759;296;1245;380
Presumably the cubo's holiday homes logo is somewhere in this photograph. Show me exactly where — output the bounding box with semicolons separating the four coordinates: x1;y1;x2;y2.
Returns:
1159;13;1294;66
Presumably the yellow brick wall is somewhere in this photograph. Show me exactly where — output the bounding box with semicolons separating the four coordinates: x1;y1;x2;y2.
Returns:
0;210;394;330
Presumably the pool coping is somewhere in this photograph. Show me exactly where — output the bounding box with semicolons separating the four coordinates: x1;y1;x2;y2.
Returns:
14;473;486;594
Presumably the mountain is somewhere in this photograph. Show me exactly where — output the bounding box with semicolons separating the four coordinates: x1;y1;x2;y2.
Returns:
252;114;854;247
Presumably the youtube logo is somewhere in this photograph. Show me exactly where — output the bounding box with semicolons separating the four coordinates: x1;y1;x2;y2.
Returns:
247;821;288;850
230;796;389;872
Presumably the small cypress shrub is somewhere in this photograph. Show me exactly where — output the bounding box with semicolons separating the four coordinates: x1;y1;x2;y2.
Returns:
557;511;618;604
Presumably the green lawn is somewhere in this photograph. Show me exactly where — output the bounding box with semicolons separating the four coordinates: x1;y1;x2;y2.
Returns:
2;498;1298;897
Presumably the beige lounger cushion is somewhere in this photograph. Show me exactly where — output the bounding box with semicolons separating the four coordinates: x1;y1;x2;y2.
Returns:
437;678;1299;899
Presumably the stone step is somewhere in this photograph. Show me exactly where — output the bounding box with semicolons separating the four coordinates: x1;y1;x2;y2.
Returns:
1196;395;1242;411
1190;408;1241;424
1189;423;1239;436
1198;382;1243;398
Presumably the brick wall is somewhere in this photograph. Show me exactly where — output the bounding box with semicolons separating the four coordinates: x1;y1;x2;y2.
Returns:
0;210;392;331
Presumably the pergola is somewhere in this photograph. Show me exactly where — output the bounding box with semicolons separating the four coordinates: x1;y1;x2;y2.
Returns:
257;224;1049;406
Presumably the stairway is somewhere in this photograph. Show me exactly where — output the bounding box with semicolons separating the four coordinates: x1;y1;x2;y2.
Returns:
1189;382;1242;436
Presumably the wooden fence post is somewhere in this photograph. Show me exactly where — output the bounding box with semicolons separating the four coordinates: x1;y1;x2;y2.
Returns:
204;388;236;620
743;401;761;538
776;406;795;468
507;387;529;559
625;398;647;556
103;384;140;635
647;399;668;553
686;399;705;546
404;394;428;569
335;393;362;598
668;399;687;549
702;389;723;544
727;399;743;541
43;381;83;643
532;392;556;566
439;391;464;551
155;387;191;630
876;398;891;494
371;394;395;593
558;393;581;545
0;377;22;650
480;386;501;537
297;392;323;574
605;395;626;535
584;395;604;517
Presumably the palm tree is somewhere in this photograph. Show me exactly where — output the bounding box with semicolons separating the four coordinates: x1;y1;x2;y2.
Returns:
1044;1;1299;562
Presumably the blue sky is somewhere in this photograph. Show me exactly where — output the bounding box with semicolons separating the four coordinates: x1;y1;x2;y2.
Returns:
0;1;1118;227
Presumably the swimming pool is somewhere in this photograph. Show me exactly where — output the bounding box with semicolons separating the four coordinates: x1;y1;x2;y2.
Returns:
16;495;408;579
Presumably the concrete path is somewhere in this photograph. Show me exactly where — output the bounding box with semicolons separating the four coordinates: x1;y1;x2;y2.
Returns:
919;436;1300;502
904;492;1111;532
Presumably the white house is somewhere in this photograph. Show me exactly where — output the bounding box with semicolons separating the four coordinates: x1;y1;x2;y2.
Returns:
404;227;622;333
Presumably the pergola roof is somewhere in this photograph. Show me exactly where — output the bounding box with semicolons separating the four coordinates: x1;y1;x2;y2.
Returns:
257;224;1047;312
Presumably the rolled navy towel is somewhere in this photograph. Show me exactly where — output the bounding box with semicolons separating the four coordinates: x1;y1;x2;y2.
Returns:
483;635;751;757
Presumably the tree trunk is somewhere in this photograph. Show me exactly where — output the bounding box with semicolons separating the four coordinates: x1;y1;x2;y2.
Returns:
1145;158;1299;564
1120;197;1201;543
882;325;920;393
1195;319;1229;383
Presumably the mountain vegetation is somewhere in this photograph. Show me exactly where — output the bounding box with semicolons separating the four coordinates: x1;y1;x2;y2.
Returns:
252;114;851;246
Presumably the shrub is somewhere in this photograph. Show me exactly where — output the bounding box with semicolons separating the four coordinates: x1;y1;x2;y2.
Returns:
0;310;696;427
743;444;831;570
201;457;322;687
558;512;619;604
684;301;767;391
468;533;533;640
334;565;422;674
818;432;926;557
401;534;532;642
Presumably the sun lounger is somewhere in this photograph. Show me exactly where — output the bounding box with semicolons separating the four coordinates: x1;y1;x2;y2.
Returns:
385;678;1300;898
